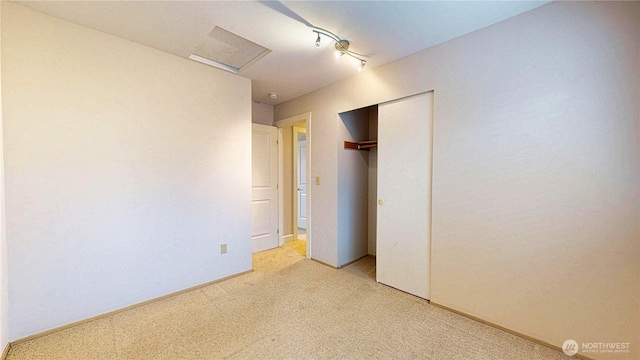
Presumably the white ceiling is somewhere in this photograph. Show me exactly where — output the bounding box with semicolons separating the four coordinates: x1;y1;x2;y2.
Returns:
15;1;550;105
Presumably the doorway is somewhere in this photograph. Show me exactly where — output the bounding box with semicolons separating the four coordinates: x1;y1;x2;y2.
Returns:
293;126;307;242
275;112;312;259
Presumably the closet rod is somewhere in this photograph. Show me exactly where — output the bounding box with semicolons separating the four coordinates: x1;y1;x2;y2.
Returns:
344;140;377;151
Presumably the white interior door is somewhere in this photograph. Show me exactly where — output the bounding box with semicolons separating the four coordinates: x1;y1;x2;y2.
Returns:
297;138;307;230
376;92;433;300
251;124;279;253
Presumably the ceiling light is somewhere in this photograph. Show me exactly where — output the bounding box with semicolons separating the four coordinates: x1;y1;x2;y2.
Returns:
334;40;349;53
334;40;349;58
269;93;278;99
312;28;366;72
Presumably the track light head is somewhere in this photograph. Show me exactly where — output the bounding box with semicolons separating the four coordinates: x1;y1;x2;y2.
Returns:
315;33;321;47
357;60;366;72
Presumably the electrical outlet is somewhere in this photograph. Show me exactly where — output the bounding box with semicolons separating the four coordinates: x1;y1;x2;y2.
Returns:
220;243;227;254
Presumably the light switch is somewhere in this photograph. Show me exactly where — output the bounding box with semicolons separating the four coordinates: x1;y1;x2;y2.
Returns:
316;176;320;185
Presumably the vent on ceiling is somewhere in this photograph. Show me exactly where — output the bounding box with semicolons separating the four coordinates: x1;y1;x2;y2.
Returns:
189;26;271;74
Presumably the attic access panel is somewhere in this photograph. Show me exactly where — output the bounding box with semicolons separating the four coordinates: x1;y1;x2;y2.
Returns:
190;26;271;73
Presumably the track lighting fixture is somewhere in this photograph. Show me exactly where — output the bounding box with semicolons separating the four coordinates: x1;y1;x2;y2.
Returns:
312;28;367;72
334;39;349;58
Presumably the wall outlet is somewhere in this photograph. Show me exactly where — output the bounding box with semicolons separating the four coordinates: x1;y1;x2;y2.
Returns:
220;243;227;254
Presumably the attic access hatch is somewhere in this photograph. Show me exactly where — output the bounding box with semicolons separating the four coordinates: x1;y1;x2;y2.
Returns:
189;26;271;74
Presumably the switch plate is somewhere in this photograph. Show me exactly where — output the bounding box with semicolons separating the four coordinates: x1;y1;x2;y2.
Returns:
316;176;320;185
220;243;227;254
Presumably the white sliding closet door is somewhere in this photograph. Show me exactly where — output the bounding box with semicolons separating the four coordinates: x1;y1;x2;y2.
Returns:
377;92;433;299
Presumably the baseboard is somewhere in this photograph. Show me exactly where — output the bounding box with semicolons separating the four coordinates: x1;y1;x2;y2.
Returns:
1;343;9;360
337;254;369;269
311;257;338;269
430;302;595;360
10;269;253;346
283;234;294;243
310;254;371;269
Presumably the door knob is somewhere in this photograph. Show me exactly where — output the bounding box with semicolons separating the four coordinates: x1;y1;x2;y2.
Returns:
378;199;384;205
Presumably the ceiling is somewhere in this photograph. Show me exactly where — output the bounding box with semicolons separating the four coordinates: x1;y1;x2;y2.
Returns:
15;1;550;105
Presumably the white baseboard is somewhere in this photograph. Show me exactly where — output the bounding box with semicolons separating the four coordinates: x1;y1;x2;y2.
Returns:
283;234;294;243
2;342;9;360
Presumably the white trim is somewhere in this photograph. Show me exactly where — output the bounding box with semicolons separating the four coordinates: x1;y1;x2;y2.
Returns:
188;54;239;74
277;129;284;247
293;128;298;244
306;112;315;259
274;112;310;128
305;114;312;259
1;343;10;360
292;126;306;244
283;234;294;243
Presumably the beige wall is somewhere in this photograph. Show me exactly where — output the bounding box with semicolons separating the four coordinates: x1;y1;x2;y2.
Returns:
2;3;252;340
0;2;7;351
275;2;639;358
251;101;274;126
337;108;370;266
282;126;293;236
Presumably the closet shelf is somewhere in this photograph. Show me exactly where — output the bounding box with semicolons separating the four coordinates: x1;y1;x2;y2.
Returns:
344;140;377;151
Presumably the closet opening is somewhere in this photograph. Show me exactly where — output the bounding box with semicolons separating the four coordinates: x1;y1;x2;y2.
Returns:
337;105;378;268
337;92;433;300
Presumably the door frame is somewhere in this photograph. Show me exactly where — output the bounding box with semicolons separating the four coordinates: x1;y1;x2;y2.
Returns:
292;126;307;242
275;112;312;259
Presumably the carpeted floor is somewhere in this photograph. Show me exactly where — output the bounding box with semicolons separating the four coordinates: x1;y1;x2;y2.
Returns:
7;245;570;359
285;239;306;257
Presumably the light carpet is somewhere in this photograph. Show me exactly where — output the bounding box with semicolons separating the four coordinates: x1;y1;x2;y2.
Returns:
285;240;306;257
7;245;570;359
